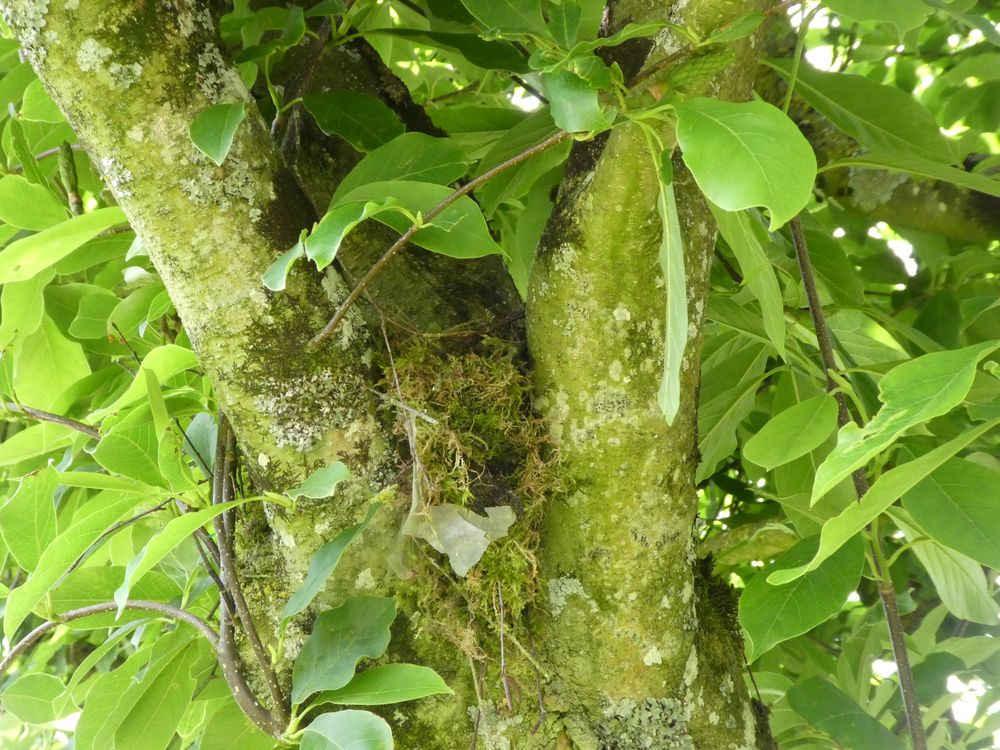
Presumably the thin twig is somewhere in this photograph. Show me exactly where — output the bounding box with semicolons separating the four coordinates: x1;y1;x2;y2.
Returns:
497;585;513;710
1;402;100;439
309;130;572;347
9;143;84;174
0;600;218;676
790;217;926;750
61;500;171;581
213;414;290;724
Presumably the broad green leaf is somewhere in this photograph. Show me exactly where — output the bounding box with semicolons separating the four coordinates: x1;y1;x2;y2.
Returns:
2;673;69;724
0;267;54;347
282;503;379;622
0;174;68;229
103;344;199;414
811;342;998;504
0;206;128;282
0;62;36;113
332;133;471;204
55;470;164;494
114;641;201;750
335;181;501;258
674;98;816;229
114;498;250;611
303;92;404;152
768;60;955;163
769;415;1000;585
364;28;529;72
291;596;396;704
94;421;168;488
743;395;838;471
458;0;550;37
903;458;1000;569
262;239;304;292
822;152;1000;199
4;491;143;639
0;467;58;571
709;206;785;357
199;694;276;750
655;166;687;425
824;0;931;37
740;535;864;662
19;79;63;122
0;422;75;466
540;70;614;133
402;504;515;576
286;461;352;500
548;1;581;48
13;313;90;409
189;102;246;166
306;202;399;270
69;289;120;339
786;676;906;750
893;511;1000;625
314;664;453;706
301;710;393;750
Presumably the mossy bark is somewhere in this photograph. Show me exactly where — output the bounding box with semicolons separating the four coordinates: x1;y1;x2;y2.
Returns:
1;1;779;748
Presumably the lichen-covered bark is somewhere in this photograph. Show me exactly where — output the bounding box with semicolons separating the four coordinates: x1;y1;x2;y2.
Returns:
524;0;768;746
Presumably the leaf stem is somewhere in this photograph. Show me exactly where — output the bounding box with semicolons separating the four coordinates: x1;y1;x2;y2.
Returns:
308;129;572;347
1;402;100;440
790;217;927;750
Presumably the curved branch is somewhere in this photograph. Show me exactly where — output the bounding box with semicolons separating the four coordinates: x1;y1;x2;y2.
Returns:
0;600;219;676
1;402;100;440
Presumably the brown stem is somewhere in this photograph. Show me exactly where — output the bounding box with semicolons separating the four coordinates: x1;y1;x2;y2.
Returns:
0;600;218;676
790;217;927;750
212;414;290;725
1;402;101;439
309;129;572;347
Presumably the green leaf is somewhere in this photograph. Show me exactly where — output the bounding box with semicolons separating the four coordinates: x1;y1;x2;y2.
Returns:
655;166;687;425
4;491;143;640
114;498;249;612
282;503;379;623
2;673;69;724
94;421;168;488
458;0;550;37
102;344;199;414
364;29;529;72
0;422;75;466
335;180;502;258
189;102;247;166
199;695;276;750
903;458;1000;569
548;1;581;48
306;202;399;271
114;642;201;750
301;710;393;750
824;0;931;37
286;461;352;500
674;97;816;229
822;152;1000;199
769;415;1000;585
303;92;404;152
811;342;998;504
0;174;68;229
332;133;471;204
291;596;396;704
0;267;54;347
740;534;864;662
767;60;955;163
314;664;453;706
262;239;305;292
50;567;182;629
743;395;838;471
69;289;120;339
702;11;764;45
709;206;786;357
0;467;59;571
893;511;1000;626
13;313;90;409
786;676;906;750
540;71;614;133
0;205;127;283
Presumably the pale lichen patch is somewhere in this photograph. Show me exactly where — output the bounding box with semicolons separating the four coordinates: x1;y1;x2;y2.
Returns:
548;576;598;617
643;645;663;666
76;37;112;72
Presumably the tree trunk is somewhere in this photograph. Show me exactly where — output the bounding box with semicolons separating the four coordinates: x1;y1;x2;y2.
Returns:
1;0;774;746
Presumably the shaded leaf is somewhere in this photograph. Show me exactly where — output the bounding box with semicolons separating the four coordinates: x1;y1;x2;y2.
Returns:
314;664;453;706
189;102;247;166
303;92;404;152
301;710;393;750
744;395;838;471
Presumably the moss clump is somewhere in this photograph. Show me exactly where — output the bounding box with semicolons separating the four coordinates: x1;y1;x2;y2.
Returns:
385;336;562;660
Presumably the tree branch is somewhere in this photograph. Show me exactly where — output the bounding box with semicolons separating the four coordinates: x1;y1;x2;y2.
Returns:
1;402;100;439
790;217;927;750
309;130;572;346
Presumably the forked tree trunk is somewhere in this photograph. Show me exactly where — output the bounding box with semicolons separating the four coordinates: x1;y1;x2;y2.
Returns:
1;0;773;747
